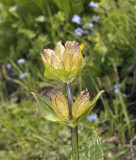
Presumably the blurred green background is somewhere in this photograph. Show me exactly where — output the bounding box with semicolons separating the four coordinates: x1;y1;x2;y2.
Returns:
0;0;136;159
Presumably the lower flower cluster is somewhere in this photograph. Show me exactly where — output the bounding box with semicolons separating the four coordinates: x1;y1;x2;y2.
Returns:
47;89;90;120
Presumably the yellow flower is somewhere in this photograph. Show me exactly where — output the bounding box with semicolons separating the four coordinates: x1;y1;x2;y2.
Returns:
41;49;64;69
52;24;57;29
72;90;90;118
41;41;82;71
41;41;85;83
80;43;85;51
47;90;69;120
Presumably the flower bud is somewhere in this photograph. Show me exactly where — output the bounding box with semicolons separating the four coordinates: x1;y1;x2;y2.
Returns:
41;41;85;83
41;49;64;69
47;90;69;120
63;41;82;71
55;42;65;62
72;90;90;118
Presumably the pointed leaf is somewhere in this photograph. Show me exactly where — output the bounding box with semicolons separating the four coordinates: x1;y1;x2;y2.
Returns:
31;92;66;124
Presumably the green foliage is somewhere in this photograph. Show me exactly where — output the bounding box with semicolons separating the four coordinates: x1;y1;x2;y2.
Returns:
0;100;71;159
89;132;104;160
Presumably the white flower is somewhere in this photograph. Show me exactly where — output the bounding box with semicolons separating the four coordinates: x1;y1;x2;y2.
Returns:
9;5;18;12
17;58;26;64
72;15;81;24
35;15;45;22
89;2;98;8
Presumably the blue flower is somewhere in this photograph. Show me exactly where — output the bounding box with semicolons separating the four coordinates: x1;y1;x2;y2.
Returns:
86;23;94;29
92;15;100;22
17;58;26;64
103;3;109;8
74;27;88;36
114;88;119;94
74;27;83;36
19;72;28;79
89;2;98;8
114;84;121;89
87;114;98;121
114;84;121;94
123;93;126;97
72;15;81;24
6;63;12;69
92;31;97;35
83;30;89;35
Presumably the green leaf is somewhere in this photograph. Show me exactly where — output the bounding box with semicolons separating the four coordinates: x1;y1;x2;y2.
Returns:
53;0;70;19
72;90;104;124
44;58;85;83
80;131;104;160
89;132;104;160
31;92;66;124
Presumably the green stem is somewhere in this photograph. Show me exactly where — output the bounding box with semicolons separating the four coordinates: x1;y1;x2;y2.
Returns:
65;83;79;160
66;83;73;120
71;126;79;160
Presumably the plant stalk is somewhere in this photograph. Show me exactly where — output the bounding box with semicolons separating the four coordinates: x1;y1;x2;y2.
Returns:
71;126;79;160
65;83;79;160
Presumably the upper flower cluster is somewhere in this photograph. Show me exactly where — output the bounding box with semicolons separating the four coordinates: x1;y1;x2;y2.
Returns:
41;41;81;71
41;41;85;83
